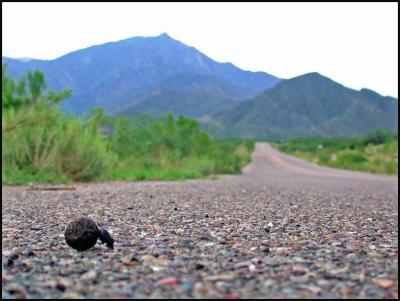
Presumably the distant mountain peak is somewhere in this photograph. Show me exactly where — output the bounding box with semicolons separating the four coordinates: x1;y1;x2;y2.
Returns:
304;71;322;77
154;32;181;44
158;32;172;38
294;72;326;80
286;72;343;89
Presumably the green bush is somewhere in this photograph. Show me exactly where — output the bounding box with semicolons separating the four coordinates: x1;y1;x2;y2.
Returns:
181;156;215;176
318;153;330;164
2;66;115;183
105;114;253;179
275;131;398;175
49;118;115;181
337;151;367;164
2;106;115;182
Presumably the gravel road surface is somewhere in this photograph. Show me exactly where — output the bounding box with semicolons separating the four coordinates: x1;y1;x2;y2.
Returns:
2;143;398;299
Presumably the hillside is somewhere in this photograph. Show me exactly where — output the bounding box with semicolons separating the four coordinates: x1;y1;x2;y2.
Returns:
117;73;247;117
206;72;398;139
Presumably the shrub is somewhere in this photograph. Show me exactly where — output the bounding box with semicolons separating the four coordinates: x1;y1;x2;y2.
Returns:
2;65;114;183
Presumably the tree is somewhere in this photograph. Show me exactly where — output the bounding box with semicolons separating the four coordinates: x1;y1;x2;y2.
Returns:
2;64;72;133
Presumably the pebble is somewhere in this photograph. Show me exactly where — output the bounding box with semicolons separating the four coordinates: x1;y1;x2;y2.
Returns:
157;277;180;286
195;263;204;270
205;274;236;281
6;259;14;267
224;293;240;299
141;255;169;267
56;282;67;292
304;285;322;294
276;247;290;256
122;255;140;267
373;279;394;288
3;250;12;256
262;247;270;254
80;270;97;281
3;283;26;295
61;292;84;299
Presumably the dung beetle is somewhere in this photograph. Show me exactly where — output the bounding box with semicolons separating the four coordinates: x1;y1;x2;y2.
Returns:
98;227;114;250
65;217;100;251
65;217;115;251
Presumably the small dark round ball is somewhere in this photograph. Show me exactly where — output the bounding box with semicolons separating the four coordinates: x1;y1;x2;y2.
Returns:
65;217;100;251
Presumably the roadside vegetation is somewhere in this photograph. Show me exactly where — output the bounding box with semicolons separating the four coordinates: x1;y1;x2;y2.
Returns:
2;65;254;185
274;131;398;175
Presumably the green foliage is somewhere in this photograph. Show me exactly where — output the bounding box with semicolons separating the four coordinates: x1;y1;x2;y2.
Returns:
336;152;367;164
104;113;254;180
275;131;398;175
2;64;71;111
48;116;115;181
2;66;254;184
359;130;397;146
2;65;114;183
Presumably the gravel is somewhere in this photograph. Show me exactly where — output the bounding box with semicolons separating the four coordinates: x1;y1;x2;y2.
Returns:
2;143;398;299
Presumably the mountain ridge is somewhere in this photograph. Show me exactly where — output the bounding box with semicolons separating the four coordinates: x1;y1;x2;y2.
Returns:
3;35;397;139
204;72;398;139
3;33;281;115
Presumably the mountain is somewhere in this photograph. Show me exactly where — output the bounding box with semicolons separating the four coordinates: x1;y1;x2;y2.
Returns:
3;33;281;115
117;73;248;117
4;35;396;140
205;72;398;139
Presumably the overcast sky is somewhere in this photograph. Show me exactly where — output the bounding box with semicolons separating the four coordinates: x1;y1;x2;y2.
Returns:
2;2;398;97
